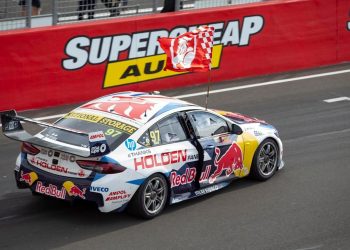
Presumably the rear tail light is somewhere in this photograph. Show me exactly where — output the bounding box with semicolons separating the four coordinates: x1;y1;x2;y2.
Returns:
21;142;40;155
76;160;126;174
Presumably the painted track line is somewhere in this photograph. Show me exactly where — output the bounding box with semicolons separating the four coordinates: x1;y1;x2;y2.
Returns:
2;68;350;124
323;96;350;103
175;69;350;99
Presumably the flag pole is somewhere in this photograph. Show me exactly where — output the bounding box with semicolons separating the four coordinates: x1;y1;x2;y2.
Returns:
205;68;211;110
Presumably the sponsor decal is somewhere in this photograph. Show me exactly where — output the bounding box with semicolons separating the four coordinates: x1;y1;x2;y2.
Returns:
127;148;152;158
170;167;196;188
89;131;106;142
199;165;211;183
98;117;137;134
29;156;69;174
64;111;137;134
4;120;20;131
90;143;107;155
187;154;198;161
20;171;38;186
36;181;66;200
90;186;109;192
209;143;243;184
170;165;212;187
125;138;137;151
134;149;187;171
63;181;86;199
65;112;104;122
105;190;131;202
195;185;219;196
78;169;86;177
62;16;264;87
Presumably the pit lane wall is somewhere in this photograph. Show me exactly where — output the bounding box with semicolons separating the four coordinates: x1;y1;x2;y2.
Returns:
0;0;349;111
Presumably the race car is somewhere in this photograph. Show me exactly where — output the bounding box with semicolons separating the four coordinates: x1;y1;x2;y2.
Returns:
0;91;284;218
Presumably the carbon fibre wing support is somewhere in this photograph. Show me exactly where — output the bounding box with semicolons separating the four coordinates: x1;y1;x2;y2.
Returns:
0;110;110;158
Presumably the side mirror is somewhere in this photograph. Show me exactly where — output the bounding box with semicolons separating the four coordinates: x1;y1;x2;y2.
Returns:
232;124;243;135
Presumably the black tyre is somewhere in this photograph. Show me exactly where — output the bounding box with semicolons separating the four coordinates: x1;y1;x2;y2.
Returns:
250;138;279;181
128;173;168;219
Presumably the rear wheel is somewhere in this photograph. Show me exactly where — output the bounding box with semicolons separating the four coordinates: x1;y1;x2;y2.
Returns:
250;138;279;181
128;173;168;219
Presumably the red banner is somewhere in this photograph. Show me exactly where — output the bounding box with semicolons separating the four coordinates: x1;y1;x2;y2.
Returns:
0;0;348;111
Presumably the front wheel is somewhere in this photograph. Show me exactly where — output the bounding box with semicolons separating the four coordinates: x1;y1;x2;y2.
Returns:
249;138;279;181
128;173;168;219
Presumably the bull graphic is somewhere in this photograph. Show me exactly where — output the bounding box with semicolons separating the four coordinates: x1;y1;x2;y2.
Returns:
208;143;243;184
82;96;155;120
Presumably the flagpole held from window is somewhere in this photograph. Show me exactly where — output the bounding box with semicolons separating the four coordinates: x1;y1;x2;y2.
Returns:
158;26;215;108
205;69;211;110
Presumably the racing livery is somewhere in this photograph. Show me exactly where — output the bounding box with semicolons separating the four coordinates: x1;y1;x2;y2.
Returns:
1;92;284;218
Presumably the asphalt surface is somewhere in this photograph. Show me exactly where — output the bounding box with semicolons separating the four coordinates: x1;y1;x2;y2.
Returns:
0;63;350;250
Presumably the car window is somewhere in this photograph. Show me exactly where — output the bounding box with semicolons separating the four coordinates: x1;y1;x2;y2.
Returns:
138;114;187;147
158;114;187;144
40;112;137;150
188;111;229;138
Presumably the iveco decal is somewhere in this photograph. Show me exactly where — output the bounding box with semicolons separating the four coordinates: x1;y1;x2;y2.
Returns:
62;16;264;87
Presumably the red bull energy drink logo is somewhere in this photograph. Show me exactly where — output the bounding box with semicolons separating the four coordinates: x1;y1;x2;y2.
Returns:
209;143;243;184
20;171;38;186
36;181;66;200
63;181;86;199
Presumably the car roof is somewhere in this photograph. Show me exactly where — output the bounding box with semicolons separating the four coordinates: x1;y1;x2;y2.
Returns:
77;91;197;125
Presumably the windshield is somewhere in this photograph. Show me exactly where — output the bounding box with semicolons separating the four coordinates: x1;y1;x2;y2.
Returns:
40;111;138;150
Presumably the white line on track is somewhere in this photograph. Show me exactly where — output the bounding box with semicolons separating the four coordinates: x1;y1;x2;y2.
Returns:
323;96;350;103
175;68;350;99
2;68;350;123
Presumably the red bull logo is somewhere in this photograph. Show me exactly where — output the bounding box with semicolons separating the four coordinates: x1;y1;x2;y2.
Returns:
63;181;86;199
20;171;38;186
36;181;66;200
209;143;243;184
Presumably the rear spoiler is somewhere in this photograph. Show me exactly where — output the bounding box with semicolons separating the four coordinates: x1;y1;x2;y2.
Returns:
0;110;110;158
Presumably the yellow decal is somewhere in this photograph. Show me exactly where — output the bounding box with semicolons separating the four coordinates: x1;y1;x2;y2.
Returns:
98;117;137;134
65;112;137;134
65;112;104;123
238;132;259;177
103;45;223;88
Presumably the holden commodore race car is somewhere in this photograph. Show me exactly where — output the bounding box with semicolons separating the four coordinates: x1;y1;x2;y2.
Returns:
0;91;284;218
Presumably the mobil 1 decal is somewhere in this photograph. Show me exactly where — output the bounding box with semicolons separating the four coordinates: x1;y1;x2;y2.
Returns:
62;16;264;88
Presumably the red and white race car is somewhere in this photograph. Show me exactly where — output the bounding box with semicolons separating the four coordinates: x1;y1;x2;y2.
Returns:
1;91;284;218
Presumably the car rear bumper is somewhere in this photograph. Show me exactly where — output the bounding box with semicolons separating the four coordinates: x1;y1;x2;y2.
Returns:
15;163;104;207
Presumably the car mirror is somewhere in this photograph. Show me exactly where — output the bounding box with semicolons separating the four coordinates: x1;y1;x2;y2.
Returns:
232;124;243;135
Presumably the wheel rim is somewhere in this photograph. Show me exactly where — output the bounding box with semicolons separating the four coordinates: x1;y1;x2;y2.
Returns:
144;177;166;214
258;142;278;176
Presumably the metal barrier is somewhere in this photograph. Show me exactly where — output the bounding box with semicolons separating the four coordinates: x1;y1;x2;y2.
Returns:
0;0;266;31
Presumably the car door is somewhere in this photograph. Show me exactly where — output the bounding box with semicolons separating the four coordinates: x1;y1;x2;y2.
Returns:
186;110;244;186
137;113;199;193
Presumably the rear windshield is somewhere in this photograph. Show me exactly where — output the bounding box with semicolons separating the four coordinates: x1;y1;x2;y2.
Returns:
40;112;138;150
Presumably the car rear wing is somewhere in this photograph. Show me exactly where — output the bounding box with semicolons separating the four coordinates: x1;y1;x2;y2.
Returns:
0;110;110;158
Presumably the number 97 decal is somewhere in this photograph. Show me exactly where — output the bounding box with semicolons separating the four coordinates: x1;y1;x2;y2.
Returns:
105;128;121;137
150;130;160;145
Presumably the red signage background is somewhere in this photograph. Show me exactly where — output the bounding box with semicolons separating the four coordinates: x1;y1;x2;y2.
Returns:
0;0;349;111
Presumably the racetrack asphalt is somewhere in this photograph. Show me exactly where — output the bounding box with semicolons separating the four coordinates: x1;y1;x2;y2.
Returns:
0;63;349;250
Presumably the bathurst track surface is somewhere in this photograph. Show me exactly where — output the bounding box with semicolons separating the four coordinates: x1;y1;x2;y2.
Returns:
1;64;350;250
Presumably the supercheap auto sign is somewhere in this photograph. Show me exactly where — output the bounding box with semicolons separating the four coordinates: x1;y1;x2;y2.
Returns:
0;0;344;111
62;16;264;88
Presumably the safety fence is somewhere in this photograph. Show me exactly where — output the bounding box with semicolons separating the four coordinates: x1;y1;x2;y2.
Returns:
0;0;264;31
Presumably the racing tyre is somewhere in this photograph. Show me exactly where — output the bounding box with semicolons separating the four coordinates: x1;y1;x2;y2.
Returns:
250;138;279;181
128;173;168;219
